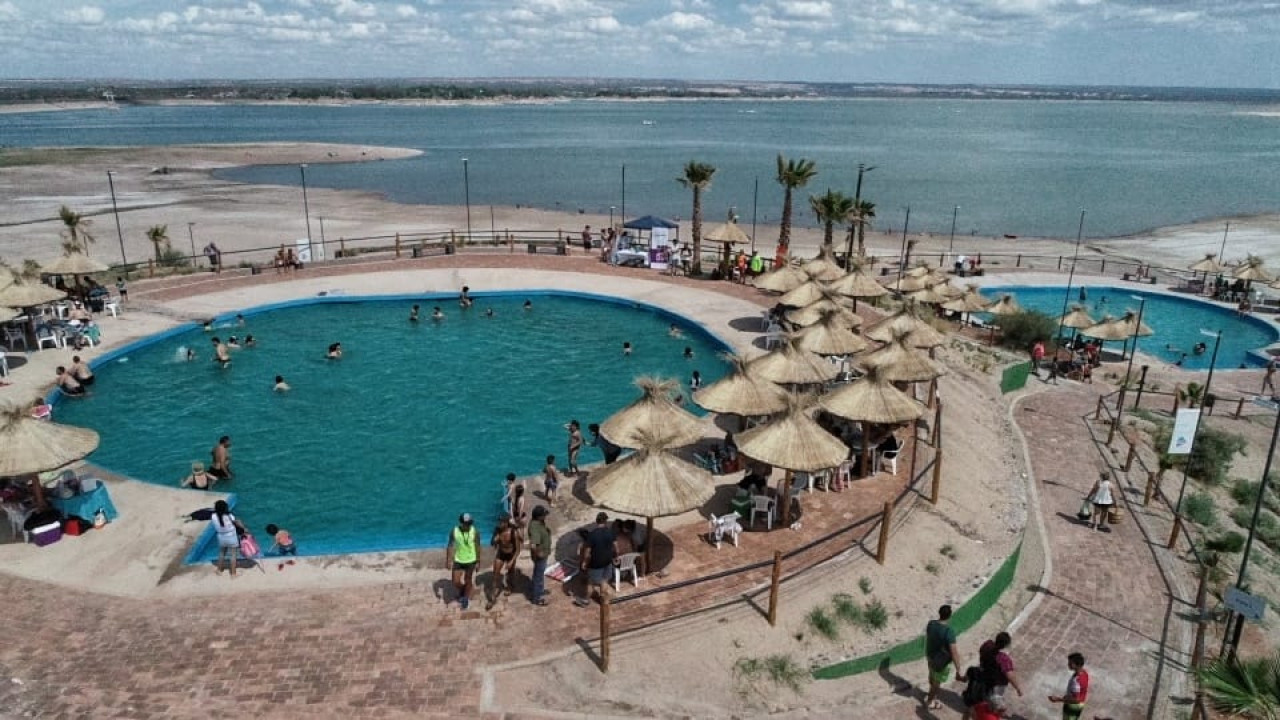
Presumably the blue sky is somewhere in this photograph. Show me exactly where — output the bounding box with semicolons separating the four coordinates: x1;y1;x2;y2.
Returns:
2;0;1278;88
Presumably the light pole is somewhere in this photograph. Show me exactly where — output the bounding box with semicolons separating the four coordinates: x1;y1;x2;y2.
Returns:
462;158;472;242
106;170;128;276
1124;295;1147;376
1169;328;1223;549
186;222;196;262
948;205;960;262
751;176;759;254
318;216;326;246
609;206;615;230
845;163;876;261
1226;400;1280;660
299;164;313;259
1055;210;1087;344
895;206;911;293
1218;222;1231;266
620;164;626;226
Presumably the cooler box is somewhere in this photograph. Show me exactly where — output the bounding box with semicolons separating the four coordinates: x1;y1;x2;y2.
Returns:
63;517;85;537
30;522;62;547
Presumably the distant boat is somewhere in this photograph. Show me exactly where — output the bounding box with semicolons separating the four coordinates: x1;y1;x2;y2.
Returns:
642;120;656;126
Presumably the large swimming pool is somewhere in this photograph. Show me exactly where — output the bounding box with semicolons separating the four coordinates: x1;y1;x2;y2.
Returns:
985;286;1278;370
54;292;729;560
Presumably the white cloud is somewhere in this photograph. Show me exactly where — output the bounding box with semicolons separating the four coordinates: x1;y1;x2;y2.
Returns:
660;11;714;31
777;1;832;20
0;2;18;22
62;6;104;24
395;4;417;17
331;0;376;18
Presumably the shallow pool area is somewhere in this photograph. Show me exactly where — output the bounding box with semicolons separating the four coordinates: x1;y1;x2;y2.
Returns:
985;286;1278;370
53;292;729;560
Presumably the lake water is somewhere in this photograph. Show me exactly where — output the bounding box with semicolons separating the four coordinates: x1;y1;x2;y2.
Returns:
2;99;1278;238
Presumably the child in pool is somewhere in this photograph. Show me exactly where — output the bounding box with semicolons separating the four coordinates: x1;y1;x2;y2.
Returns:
265;524;297;556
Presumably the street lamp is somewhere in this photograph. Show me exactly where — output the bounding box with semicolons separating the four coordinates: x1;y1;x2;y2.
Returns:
318;216;326;246
895;205;911;293
845;163;876;261
1055;210;1087;344
1123;294;1147;378
1226;398;1280;660
186;222;196;262
948;205;960;262
106;170;128;277
299;164;313;259
751;176;759;254
1168;328;1223;549
462;158;472;242
609;206;615;230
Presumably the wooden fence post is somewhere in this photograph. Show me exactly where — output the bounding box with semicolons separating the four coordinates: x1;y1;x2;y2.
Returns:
930;448;943;504
767;551;783;626
147;259;155;278
1124;443;1137;472
1235;397;1245;418
876;501;894;564
1094;396;1104;421
1144;471;1156;505
599;597;611;673
1058;256;1063;270
1167;513;1183;549
339;237;346;257
1016;254;1022;267
507;230;513;253
1173;387;1181;415
1100;259;1107;273
394;233;401;258
1106;413;1119;447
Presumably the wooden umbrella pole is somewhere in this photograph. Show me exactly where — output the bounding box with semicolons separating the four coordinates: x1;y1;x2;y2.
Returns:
29;474;45;509
861;421;872;478
780;470;793;527
909;421;920;482
644;516;654;576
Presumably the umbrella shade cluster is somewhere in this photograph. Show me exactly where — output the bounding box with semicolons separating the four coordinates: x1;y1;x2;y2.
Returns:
752;263;808;293
794;309;870;356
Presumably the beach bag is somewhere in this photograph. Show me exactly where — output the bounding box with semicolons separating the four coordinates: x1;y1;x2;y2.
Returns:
1076;499;1093;521
239;532;261;558
1108;507;1124;524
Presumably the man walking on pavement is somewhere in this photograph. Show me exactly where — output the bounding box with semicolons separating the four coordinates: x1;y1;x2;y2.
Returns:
527;505;552;606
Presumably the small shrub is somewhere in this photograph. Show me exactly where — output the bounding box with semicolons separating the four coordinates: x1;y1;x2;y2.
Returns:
993;310;1057;353
832;594;862;624
1231;478;1259;506
862;600;889;631
734;655;808;694
1154;425;1247;487
1184;492;1218;526
1206;532;1246;553
939;544;957;560
806;608;839;641
924;561;940;575
858;577;873;595
158;245;191;268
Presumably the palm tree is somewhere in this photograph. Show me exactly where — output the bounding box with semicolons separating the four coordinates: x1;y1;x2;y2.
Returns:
775;155;817;256
146;224;170;263
809;189;853;251
850;200;876;257
1198;652;1280;718
58;205;95;256
677;161;716;276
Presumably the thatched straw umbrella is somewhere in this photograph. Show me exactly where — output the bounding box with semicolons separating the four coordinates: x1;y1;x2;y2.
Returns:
795;308;871;357
736;394;850;524
43;251;108;277
1233;255;1272;283
704;220;751;267
821;366;927;478
983;293;1023;344
1188;253;1224;285
803;246;845;283
861;335;947;384
905;285;950;305
779;279;830;308
882;272;934;293
753;263;808;293
828;264;889;309
0;267;66;309
1058;305;1096;331
587;433;716;574
786;296;861;329
942;285;993;325
865;302;948;349
1110;309;1155;360
748;337;841;386
693;354;789;427
0;403;100;509
600;377;706;450
0;306;18;324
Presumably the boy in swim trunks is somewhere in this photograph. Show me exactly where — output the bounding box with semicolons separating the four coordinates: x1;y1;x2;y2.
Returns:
209;436;233;481
542;454;562;507
486;513;522;609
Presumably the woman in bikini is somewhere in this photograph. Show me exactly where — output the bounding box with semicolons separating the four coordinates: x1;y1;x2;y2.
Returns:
488;513;523;607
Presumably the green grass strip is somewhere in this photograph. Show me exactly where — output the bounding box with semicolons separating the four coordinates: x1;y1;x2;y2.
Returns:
812;543;1021;680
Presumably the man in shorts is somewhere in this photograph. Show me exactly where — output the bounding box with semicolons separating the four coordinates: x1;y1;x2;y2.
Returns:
486;513;522;609
925;604;964;710
447;513;480;610
576;512;617;607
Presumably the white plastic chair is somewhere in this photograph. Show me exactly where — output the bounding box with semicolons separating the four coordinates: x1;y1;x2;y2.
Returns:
707;512;742;549
764;329;785;349
2;326;27;351
0;350;7;377
760;310;773;331
35;326;61;350
749;495;775;531
614;552;642;591
3;503;31;538
879;438;903;475
104;299;121;318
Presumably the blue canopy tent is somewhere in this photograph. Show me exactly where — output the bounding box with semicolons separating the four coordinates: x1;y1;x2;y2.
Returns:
623;215;679;231
619;215;680;269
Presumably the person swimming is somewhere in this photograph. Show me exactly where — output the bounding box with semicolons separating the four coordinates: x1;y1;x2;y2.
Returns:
273;375;291;392
327;342;343;359
211;337;231;367
668;323;683;339
459;286;473;308
683;346;694;359
431;306;444;321
1194;342;1207;355
236;314;245;327
523;300;532;310
244;335;256;348
623;341;632;356
409;304;420;322
203;321;213;332
484;308;495;318
227;336;240;348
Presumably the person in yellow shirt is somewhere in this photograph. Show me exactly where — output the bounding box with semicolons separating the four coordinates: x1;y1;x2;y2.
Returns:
446;513;480;610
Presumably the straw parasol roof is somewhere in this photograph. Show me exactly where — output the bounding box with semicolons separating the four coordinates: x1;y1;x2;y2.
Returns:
704;221;750;245
1113;309;1154;338
864;302;947;348
600;377;706;450
0;268;66;308
752;262;808;293
795;308;871;356
905;265;932;278
821;366;928;425
828;266;890;300
0;306;18;324
0;404;100;477
860;335;947;383
1188;253;1224;274
586;436;715;518
985;294;1022;317
882;272;934;292
43;251;108;276
905;285;950;305
1079;314;1128;341
803;246;845;283
1233;255;1272;283
736;395;850;472
1058;304;1097;330
785;296;861;328
942;285;993;314
779;279;830;308
693;354;789;417
748;337;841;386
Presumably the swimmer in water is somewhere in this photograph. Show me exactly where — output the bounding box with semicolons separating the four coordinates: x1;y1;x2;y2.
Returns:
523;300;532;310
683;346;694;360
409;304;420;323
227;336;240;348
623;342;632;356
211;337;231;367
484;308;495;318
327;342;343;359
431;306;444;321
668;323;684;339
1194;342;1207;355
236;314;245;327
273;375;291;392
244;335;256;348
203;321;213;332
459;286;473;308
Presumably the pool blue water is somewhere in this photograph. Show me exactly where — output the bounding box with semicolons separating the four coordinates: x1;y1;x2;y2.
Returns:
52;293;728;559
985;286;1277;370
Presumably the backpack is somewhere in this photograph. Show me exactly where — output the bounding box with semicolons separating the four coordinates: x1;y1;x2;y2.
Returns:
961;666;990;707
